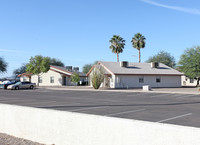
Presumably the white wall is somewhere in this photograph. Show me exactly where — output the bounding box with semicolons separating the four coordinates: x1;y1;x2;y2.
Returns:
115;75;182;88
0;103;200;145
31;70;64;86
181;76;197;86
20;76;31;82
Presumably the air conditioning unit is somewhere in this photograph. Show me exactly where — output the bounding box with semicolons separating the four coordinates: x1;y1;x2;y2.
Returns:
151;62;159;68
66;66;72;71
120;61;128;67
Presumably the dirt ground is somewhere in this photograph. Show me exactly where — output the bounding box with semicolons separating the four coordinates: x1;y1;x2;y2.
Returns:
0;133;46;145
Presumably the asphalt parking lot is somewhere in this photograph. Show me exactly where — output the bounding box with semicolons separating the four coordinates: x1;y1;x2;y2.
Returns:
0;88;200;128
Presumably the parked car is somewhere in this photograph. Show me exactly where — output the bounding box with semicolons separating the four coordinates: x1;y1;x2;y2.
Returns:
0;80;17;89
7;82;36;90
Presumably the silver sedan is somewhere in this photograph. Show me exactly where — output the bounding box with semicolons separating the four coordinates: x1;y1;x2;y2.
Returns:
7;82;36;90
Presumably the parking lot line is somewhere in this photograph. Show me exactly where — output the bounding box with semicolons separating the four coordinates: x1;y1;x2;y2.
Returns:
68;106;109;112
105;109;146;116
157;113;192;123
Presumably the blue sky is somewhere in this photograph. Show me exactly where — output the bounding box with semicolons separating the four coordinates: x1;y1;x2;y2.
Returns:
1;0;200;77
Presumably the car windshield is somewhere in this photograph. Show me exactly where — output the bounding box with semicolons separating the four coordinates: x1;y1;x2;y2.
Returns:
15;82;21;85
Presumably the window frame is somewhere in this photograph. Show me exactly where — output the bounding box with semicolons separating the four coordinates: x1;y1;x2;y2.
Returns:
50;76;54;84
156;76;161;83
139;76;144;83
190;78;194;83
39;77;42;83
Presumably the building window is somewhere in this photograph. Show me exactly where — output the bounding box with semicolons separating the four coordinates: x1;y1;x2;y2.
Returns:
156;76;161;83
190;79;194;83
39;77;42;83
50;76;54;83
23;77;26;82
139;76;144;83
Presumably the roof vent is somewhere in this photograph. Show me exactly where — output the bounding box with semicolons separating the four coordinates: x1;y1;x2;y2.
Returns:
66;66;72;71
120;61;128;67
73;67;79;72
151;62;159;68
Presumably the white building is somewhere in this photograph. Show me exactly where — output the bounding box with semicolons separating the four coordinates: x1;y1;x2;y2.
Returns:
19;65;87;86
87;61;183;88
18;73;32;82
181;75;197;86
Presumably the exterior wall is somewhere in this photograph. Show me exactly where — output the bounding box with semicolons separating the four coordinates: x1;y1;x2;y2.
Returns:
31;70;64;86
181;76;197;86
20;76;31;82
114;75;182;88
31;70;86;86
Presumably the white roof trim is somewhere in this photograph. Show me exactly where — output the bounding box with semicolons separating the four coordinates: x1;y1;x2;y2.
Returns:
50;67;72;76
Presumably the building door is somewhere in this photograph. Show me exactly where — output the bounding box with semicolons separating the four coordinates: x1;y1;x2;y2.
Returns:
104;76;110;88
62;76;67;86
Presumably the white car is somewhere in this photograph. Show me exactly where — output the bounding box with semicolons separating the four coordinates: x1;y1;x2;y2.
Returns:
7;82;36;90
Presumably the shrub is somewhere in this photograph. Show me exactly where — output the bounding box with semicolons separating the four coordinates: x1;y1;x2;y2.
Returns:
71;73;80;85
91;66;104;89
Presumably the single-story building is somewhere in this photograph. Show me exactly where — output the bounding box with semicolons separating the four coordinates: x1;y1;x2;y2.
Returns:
18;73;32;82
87;61;183;88
181;75;197;86
19;65;87;86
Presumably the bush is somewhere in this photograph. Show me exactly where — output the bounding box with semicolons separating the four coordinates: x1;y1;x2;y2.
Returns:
91;66;104;89
71;73;80;84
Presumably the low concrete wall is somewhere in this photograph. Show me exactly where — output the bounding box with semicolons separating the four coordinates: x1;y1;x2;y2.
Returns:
0;103;200;145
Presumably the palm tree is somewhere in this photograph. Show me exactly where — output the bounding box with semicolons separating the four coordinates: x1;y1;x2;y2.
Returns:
109;35;126;62
131;33;146;63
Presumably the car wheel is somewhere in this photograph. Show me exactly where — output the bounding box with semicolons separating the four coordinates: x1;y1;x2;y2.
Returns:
30;85;34;89
15;86;19;90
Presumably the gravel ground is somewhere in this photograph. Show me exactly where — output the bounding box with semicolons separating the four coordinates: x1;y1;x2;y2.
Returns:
0;133;46;145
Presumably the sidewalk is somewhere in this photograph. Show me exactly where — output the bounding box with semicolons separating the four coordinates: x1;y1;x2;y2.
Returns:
40;86;200;95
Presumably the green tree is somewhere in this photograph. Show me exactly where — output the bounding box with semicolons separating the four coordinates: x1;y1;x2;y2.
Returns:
82;61;98;74
13;63;27;77
146;51;176;68
91;66;104;89
178;46;200;86
0;57;7;73
109;35;125;62
71;72;80;85
131;33;146;63
50;58;64;67
26;55;50;86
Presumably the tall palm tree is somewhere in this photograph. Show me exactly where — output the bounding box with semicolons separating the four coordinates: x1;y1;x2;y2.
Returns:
131;33;146;63
109;35;126;62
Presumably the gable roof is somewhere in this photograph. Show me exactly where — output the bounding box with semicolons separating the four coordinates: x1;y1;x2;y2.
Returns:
17;73;32;77
50;65;86;77
88;61;183;76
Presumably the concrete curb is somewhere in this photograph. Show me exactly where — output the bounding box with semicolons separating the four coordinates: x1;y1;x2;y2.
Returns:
40;87;200;95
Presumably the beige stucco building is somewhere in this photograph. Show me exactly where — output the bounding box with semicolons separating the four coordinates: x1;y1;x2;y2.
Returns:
19;65;87;86
87;61;183;88
18;73;32;82
181;75;197;86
